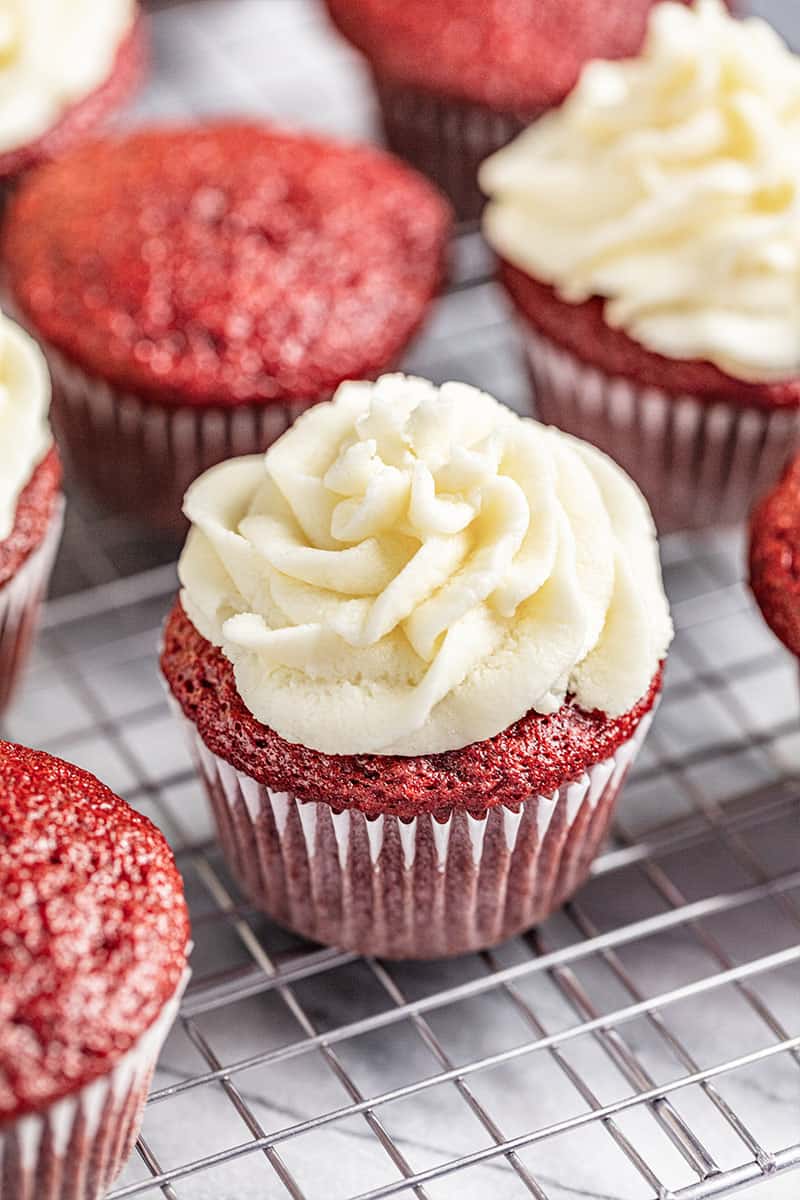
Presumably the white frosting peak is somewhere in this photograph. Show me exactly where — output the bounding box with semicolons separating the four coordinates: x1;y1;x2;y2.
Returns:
0;313;52;541
481;0;800;384
179;375;671;757
0;0;134;154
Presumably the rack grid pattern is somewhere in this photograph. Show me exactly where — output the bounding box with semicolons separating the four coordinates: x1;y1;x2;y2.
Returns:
10;517;799;1200
5;1;800;1197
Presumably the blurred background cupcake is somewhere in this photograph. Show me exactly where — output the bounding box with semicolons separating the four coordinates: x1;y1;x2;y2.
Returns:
0;740;189;1200
481;0;800;534
750;454;800;668
323;0;718;221
0;312;62;715
162;374;672;959
0;0;145;186
2;123;451;533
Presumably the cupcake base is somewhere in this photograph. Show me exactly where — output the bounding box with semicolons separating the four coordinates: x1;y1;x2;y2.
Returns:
0;496;64;715
372;73;533;222
181;712;651;959
0;975;185;1200
521;323;800;535
46;345;307;535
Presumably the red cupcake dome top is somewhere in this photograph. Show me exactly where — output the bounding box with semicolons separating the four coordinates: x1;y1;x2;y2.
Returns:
2;123;451;409
325;0;703;113
0;742;189;1121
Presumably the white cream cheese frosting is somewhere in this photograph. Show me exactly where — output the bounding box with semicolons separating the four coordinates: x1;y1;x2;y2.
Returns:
0;313;52;541
179;375;672;757
481;0;800;384
0;0;134;154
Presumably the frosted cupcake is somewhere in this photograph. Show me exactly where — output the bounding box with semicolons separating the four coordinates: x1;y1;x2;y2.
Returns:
481;0;800;534
0;312;63;714
161;373;672;959
0;1;145;184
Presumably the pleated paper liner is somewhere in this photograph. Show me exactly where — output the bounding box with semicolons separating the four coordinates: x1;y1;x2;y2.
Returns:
0;496;64;715
180;708;652;959
521;323;800;535
371;73;534;222
46;344;308;535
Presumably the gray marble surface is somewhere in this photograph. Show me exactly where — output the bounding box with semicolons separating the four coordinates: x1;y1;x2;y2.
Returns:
13;2;800;1198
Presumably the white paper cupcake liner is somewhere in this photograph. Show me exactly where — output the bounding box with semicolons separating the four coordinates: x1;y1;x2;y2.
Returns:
44;343;307;534
371;72;533;221
521;323;800;534
0;971;187;1200
179;710;652;959
0;495;64;715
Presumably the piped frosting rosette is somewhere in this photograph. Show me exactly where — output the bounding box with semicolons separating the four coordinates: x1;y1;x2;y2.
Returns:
180;374;672;757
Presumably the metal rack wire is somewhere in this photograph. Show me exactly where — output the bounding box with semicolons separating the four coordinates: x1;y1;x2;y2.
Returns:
5;1;800;1197
15;514;800;1200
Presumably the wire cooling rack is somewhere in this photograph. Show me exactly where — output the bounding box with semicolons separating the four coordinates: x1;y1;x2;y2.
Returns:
4;1;800;1198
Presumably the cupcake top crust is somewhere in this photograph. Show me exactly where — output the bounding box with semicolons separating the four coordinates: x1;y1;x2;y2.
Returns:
2;124;451;408
750;455;800;658
481;0;800;386
0;0;135;154
325;0;682;113
0;313;53;543
177;374;672;758
0;742;189;1121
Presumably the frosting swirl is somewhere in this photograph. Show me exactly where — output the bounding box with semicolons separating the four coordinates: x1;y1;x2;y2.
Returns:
0;0;134;153
481;0;800;384
179;375;671;756
0;313;52;541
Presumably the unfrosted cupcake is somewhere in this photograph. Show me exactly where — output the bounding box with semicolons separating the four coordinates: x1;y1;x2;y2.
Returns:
481;0;800;534
0;1;145;185
0;312;63;715
0;740;189;1200
324;0;709;220
2;123;451;533
161;373;672;959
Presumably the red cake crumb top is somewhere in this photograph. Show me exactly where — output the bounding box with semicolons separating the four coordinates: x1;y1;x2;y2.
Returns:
161;600;660;821
750;455;800;657
0;742;189;1122
3;124;451;409
502;263;800;411
0;12;146;181
326;0;698;113
0;446;62;590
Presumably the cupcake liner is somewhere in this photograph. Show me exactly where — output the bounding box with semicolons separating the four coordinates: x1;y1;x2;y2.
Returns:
45;343;308;535
0;495;64;715
0;971;187;1200
371;72;534;222
520;322;800;535
179;709;652;959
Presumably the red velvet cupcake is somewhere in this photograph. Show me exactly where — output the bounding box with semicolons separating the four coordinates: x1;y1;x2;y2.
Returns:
324;0;707;220
750;455;800;664
0;740;189;1200
0;314;64;715
161;374;672;959
0;2;145;186
482;0;800;534
2;123;451;533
